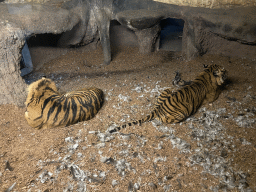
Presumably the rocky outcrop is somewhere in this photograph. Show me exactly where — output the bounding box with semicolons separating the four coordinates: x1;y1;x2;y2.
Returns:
0;3;79;106
154;0;256;9
59;0;256;62
116;9;164;53
0;25;27;106
0;0;256;106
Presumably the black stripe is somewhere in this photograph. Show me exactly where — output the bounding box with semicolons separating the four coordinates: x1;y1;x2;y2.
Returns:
26;93;35;107
36;79;51;90
34;121;44;129
37;92;46;104
78;106;86;121
77;96;93;118
42;95;58;111
34;95;58;121
53;104;62;124
44;86;57;91
46;100;59;121
59;100;70;125
70;98;77;123
109;129;116;133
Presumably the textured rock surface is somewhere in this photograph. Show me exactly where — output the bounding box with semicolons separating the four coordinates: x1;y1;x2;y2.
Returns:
0;0;256;106
0;25;27;106
154;0;256;8
60;0;256;61
0;3;79;106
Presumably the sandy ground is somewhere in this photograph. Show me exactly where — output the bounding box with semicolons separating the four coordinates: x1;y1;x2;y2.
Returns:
0;43;256;192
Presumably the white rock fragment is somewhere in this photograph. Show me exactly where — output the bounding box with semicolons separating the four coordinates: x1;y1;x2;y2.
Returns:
112;179;119;187
96;143;106;148
163;184;171;191
119;134;131;140
82;146;87;150
118;94;130;102
38;170;53;184
98;132;115;142
247;86;252;90
169;135;191;153
156;141;164;150
77;153;83;158
88;131;96;134
65;137;73;143
134;183;140;190
100;156;108;163
240;138;252;145
133;86;143;93
72;143;79;150
154;156;167;163
99;171;106;178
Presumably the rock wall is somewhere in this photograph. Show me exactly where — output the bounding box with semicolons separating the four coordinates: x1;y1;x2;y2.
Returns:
0;0;256;106
0;24;27;106
154;0;256;8
4;0;57;4
5;0;256;8
0;3;80;106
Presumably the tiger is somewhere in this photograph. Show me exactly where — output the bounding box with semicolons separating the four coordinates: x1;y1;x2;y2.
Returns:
25;77;104;129
109;64;227;133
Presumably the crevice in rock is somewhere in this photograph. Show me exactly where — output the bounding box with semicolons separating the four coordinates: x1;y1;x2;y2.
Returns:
159;18;184;52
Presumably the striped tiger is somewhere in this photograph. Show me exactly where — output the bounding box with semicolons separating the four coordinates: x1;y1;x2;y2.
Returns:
109;64;227;133
25;77;104;129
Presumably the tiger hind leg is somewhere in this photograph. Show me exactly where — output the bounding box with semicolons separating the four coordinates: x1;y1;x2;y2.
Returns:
161;114;186;124
161;115;175;124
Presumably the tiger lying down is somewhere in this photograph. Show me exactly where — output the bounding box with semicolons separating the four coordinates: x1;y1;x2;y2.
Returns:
25;77;104;129
109;64;227;133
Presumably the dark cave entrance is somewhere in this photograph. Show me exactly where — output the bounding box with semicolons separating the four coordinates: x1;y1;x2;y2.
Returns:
27;33;63;47
159;18;184;51
20;33;66;78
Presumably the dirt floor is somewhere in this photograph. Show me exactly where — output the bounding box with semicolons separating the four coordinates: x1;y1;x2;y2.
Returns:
0;44;256;192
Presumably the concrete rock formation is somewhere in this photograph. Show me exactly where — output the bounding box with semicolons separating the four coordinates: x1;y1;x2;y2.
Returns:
154;0;256;9
0;0;256;106
0;3;80;106
58;0;256;63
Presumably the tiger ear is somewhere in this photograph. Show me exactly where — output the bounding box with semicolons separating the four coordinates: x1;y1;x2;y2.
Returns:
203;64;208;68
42;76;46;79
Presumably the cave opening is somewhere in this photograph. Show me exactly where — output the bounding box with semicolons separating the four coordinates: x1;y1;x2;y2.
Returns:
20;33;68;78
159;18;184;51
27;33;62;47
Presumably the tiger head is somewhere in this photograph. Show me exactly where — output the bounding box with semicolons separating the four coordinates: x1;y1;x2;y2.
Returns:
204;64;227;86
25;77;59;128
25;77;58;106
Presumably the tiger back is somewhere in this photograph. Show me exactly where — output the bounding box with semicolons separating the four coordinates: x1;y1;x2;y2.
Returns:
25;77;104;129
109;64;227;133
